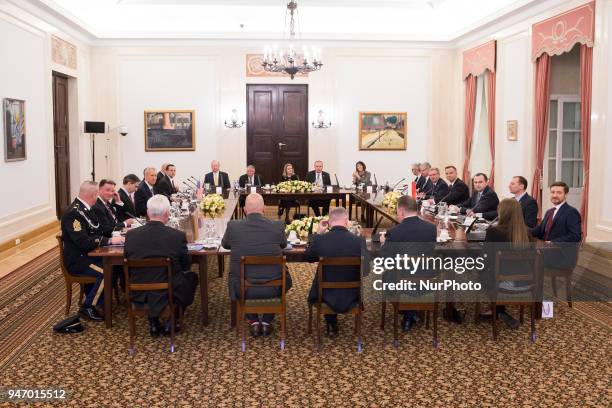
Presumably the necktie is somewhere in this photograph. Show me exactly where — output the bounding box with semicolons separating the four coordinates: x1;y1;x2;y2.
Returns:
543;208;557;241
105;202;117;221
130;193;135;206
214;172;219;186
316;173;321;186
250;176;253;185
475;191;482;205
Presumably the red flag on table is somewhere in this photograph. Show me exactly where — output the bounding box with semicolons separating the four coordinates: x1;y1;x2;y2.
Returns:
411;181;416;198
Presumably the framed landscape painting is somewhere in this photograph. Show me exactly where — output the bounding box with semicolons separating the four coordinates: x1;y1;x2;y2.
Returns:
3;98;26;162
144;110;195;151
359;112;407;151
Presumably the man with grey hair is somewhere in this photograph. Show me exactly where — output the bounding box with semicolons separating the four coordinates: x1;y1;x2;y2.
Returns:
124;194;198;337
222;193;290;337
204;160;231;190
135;167;157;217
411;163;421;184
60;181;125;321
304;206;362;337
416;162;432;193
306;160;332;216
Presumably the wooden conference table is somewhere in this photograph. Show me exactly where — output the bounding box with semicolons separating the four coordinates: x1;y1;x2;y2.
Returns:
90;189;468;329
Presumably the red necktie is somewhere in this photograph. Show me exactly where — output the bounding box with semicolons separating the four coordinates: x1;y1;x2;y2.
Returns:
543;208;556;241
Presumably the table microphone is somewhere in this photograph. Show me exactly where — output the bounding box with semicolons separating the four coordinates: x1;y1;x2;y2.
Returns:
391;178;405;189
125;212;144;226
334;173;340;187
373;174;378;187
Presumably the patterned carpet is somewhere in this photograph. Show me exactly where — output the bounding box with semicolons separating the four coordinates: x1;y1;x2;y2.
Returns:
1;246;611;407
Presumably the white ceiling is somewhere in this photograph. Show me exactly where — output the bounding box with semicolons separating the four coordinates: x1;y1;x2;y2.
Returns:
37;0;537;41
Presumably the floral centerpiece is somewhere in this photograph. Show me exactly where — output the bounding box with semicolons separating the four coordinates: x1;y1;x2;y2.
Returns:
199;194;225;218
382;191;402;212
273;180;314;193
285;216;326;239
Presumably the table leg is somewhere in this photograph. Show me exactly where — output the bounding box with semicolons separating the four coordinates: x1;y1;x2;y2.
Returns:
103;258;113;329
348;195;354;220
341;194;347;209
367;205;375;228
230;300;236;328
199;255;209;326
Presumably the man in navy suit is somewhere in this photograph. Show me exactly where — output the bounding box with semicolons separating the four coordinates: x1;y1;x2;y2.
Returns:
134;167;157;217
305;207;362;337
531;181;581;269
380;195;437;331
305;160;332;216
424;167;449;203
415;162;432;193
441;166;470;205
117;174;140;221
509;176;538;228
204;160;231;190
453;173;499;220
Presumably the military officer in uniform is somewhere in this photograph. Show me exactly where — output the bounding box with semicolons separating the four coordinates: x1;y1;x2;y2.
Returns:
60;181;124;321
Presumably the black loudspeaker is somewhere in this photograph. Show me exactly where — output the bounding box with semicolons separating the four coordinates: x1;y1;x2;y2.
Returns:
84;121;105;133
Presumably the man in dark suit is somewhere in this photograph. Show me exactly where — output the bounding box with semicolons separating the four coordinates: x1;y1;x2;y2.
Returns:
509;176;538;228
424;167;449;203
221;193;291;337
124;195;198;337
117;174;140;221
441;165;470;205
238;165;263;188
134;167;157;217
304;207;362;337
60;181;124;321
305;160;332;216
415;162;432;193
453;173;499;220
155;164;177;198
380;195;437;331
92;179;134;237
204;160;231;190
411;163;421;185
531;181;582;270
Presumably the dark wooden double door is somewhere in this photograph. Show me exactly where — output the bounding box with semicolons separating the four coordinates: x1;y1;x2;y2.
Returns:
53;72;71;218
247;84;308;183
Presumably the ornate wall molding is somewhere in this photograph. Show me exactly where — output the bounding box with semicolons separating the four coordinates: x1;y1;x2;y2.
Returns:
51;35;77;70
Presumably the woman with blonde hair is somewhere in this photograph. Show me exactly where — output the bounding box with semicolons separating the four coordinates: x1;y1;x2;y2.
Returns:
278;163;299;221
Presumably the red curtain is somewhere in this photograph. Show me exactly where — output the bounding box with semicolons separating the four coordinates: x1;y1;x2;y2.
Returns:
462;74;477;183
531;53;551;218
486;70;496;187
579;44;592;239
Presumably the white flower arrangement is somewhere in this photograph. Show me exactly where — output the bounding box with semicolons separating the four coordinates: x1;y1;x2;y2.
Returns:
285;216;327;239
273;180;314;193
382;191;402;212
199;194;226;218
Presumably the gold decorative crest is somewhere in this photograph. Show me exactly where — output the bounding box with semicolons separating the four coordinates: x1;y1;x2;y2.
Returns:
73;219;82;232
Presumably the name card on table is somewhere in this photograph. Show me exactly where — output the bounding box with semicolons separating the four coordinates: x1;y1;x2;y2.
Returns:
216;187;223;194
250;186;257;194
326;186;333;193
366;186;373;193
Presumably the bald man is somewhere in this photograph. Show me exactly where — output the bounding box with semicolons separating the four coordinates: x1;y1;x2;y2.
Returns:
60;181;124;321
221;193;291;337
204;160;231;190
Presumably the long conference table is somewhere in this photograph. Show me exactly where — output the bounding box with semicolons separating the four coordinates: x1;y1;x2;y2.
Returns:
90;188;468;329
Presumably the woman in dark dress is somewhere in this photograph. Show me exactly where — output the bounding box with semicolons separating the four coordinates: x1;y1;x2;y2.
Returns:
481;198;534;329
278;163;300;222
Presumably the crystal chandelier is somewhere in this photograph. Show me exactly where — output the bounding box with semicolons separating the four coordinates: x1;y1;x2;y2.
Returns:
262;1;322;79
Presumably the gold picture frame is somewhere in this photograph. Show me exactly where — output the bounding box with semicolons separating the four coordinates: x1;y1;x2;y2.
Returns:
144;110;195;151
507;120;518;141
359;112;407;151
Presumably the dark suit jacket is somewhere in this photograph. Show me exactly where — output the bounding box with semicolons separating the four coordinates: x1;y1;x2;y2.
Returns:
518;193;538;228
459;186;499;220
238;173;263;188
134;182;155;217
204;171;231;189
417;177;433;195
92;198;125;237
483;226;536;290
124;221;197;316
531;202;581;270
427;179;450;203
441;178;470;205
305;226;363;313
117;188;136;221
155;175;174;198
221;213;290;300
306;171;331;186
415;175;425;191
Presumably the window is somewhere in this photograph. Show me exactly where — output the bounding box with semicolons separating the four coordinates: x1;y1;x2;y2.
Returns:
547;96;583;188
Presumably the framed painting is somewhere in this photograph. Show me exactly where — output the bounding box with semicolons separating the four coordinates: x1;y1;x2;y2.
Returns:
144;110;195;151
359;112;407;151
507;120;518;141
3;98;26;162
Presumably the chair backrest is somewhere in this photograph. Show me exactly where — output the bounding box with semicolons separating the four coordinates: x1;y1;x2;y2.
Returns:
123;258;173;305
239;256;286;303
494;249;542;283
56;235;71;279
316;257;362;302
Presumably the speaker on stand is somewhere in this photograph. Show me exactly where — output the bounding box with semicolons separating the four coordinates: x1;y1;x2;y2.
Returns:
84;121;105;181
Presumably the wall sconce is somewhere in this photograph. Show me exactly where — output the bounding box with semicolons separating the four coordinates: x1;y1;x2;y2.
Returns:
312;110;331;129
224;109;245;128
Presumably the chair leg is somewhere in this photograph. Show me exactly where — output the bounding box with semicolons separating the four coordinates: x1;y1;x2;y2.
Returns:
433;303;439;348
315;306;321;351
78;284;85;306
551;276;558;297
491;302;498;341
169;306;176;353
425;311;430;330
356;311;363;352
392;304;399;348
280;308;286;350
530;303;537;342
217;255;224;278
307;304;313;334
65;281;73;315
474;302;480;324
519;305;524;324
566;275;573;308
380;301;386;330
128;307;136;355
240;305;246;352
